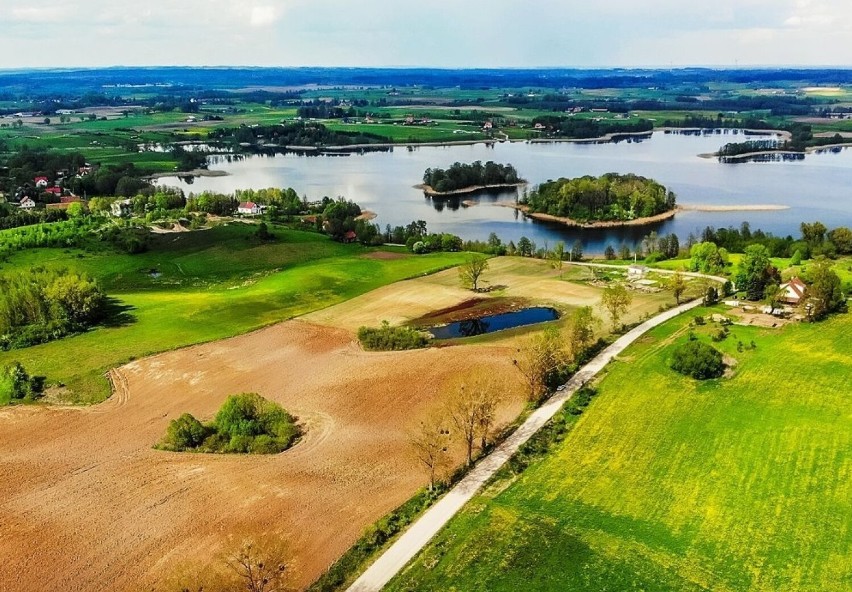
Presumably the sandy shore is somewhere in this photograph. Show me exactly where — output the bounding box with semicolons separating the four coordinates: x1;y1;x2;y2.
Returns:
502;203;677;228
416;182;527;197
146;168;229;179
680;204;790;212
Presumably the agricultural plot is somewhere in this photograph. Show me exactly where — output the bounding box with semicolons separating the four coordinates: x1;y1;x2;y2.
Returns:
386;311;852;592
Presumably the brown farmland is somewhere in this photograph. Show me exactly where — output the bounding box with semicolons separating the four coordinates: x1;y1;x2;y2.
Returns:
0;320;524;591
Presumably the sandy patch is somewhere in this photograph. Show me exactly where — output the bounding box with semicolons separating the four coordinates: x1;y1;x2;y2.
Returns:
0;320;524;591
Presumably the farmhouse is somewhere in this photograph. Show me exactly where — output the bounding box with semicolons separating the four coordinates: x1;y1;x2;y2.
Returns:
778;276;807;305
34;176;49;188
18;197;36;210
237;201;264;215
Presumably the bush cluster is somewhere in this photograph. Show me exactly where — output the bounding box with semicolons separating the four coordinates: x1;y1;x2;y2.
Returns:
670;340;725;380
156;393;301;454
0;362;44;405
357;321;430;351
0;267;106;350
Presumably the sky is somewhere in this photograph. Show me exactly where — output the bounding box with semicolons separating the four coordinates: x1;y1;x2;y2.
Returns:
1;0;851;68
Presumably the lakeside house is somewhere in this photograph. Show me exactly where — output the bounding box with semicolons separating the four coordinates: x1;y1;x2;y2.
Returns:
18;197;36;210
237;201;264;215
778;277;807;305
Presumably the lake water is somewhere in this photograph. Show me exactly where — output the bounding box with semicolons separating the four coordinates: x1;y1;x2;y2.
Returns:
155;131;852;252
428;307;560;339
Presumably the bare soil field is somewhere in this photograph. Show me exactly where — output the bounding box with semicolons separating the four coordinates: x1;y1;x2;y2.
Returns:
0;320;524;592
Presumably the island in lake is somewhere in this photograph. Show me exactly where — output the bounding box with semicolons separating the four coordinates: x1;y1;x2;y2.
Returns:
515;172;677;228
419;161;525;196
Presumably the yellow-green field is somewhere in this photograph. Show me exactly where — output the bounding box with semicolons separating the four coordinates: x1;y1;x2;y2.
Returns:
387;310;852;592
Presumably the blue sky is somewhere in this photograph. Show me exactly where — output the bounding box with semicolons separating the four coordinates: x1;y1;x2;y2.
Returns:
1;0;850;68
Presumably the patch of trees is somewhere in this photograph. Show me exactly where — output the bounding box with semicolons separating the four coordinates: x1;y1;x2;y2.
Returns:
185;191;238;215
422;161;521;193
156;393;301;454
523;173;676;222
531;116;653;139
806;257;846;320
670;339;725;380
0;361;44;405
0;208;67;231
297;102;356;119
0;218;100;258
0;267;107;350
358;321;430;351
209;122;391;149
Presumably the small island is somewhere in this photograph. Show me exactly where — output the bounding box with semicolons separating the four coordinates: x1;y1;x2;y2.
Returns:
419;161;525;196
516;173;677;228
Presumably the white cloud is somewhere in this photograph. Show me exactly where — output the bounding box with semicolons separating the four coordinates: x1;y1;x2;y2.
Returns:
250;5;279;27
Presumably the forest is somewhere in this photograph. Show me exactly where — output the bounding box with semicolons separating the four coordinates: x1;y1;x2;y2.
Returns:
522;173;676;222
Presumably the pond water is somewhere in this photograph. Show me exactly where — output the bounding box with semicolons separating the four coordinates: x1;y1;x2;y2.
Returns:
428;307;560;339
155;131;852;252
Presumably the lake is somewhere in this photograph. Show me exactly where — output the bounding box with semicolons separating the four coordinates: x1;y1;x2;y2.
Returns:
428;307;560;339
155;131;852;252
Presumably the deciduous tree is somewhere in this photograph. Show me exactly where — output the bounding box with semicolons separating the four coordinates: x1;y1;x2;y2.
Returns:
601;283;633;331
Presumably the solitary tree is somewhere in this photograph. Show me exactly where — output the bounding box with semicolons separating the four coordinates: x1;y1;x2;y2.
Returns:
549;241;565;270
670;271;687;305
604;245;616;260
225;540;289;592
517;236;533;257
458;255;489;291
410;413;453;490
513;326;568;402
601;283;633;331
567;306;600;360
446;373;504;465
570;239;584;262
806;256;845;320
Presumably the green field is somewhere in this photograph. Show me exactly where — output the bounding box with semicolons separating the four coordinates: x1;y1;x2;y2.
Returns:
386;311;852;592
0;224;469;404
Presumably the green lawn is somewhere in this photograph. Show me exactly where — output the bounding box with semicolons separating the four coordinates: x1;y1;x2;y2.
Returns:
387;311;852;592
0;224;469;404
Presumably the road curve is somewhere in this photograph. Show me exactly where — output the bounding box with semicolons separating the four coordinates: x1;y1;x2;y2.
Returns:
346;294;707;592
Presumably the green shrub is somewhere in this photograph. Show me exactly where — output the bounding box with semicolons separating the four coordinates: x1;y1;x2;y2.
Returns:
0;361;44;405
670;340;725;380
357;321;430;351
156;393;300;454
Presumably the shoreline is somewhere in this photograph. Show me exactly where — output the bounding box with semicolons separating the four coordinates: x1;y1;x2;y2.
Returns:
502;204;677;228
416;182;527;197
146;168;230;180
502;202;790;227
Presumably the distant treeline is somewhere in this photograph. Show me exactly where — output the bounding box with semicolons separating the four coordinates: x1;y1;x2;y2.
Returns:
422;161;521;193
523;173;676;222
208;122;391;149
530;116;653;139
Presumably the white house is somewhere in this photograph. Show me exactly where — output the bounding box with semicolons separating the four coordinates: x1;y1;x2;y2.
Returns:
111;199;133;218
34;176;49;188
778;277;807;305
627;265;649;279
18;197;36;210
237;201;264;215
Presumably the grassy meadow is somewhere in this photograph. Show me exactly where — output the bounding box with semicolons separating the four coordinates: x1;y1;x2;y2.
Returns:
386;310;852;592
0;224;469;404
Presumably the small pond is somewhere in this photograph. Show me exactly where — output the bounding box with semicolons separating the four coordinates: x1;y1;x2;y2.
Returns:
428;307;559;339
